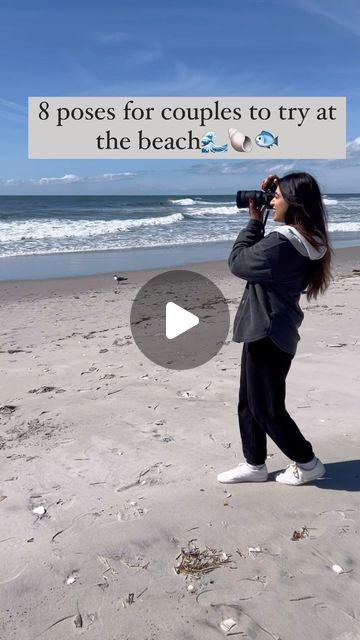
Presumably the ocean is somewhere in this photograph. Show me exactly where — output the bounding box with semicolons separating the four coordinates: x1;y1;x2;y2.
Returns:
0;194;359;280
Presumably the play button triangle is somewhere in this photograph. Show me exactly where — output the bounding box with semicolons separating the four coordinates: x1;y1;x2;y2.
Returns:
166;301;199;340
130;270;230;370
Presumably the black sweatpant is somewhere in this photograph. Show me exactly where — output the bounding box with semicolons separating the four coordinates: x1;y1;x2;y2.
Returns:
238;337;314;465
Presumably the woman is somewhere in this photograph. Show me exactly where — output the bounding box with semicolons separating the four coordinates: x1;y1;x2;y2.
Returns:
218;172;334;486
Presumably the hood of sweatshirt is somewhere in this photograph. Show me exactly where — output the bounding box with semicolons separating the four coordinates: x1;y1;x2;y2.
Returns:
271;224;327;261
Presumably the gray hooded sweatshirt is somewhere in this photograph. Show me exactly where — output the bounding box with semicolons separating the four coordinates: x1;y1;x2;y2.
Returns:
229;219;327;356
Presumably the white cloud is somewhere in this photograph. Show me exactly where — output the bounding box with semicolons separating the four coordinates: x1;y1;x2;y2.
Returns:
268;163;295;173
0;178;17;186
190;160;299;176
346;136;360;159
0;98;27;113
187;139;360;178
93;62;225;96
28;172;138;186
0;97;27;126
95;33;162;66
93;172;137;182
31;174;83;186
293;0;360;37
126;44;162;66
317;136;360;168
190;162;249;175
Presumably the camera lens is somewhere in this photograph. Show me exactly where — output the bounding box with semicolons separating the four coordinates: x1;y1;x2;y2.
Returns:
236;190;267;209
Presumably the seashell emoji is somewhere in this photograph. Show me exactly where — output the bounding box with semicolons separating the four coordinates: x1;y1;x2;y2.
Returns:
228;128;253;152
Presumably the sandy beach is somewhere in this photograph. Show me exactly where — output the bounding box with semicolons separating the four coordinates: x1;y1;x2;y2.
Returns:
1;247;360;640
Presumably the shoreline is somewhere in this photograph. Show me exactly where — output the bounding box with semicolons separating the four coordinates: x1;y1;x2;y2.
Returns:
0;235;360;282
0;245;359;302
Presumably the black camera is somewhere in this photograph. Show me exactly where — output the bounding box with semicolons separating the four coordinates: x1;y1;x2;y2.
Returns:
236;180;277;210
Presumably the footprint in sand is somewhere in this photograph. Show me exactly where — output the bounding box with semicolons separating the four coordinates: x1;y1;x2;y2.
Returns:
307;509;356;539
116;461;170;492
197;591;277;639
50;511;101;544
311;509;355;526
117;501;148;522
313;601;360;637
196;581;266;608
0;538;29;584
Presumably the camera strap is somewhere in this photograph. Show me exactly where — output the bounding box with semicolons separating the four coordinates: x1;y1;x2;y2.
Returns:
261;208;271;237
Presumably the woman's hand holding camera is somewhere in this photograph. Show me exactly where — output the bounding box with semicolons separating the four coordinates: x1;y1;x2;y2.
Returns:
248;174;279;221
261;174;279;191
248;199;267;221
249;176;279;222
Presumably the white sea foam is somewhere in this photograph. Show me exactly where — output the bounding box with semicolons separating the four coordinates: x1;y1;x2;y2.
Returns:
2;218;359;249
172;196;339;207
188;199;233;205
183;206;239;217
1;193;360;261
1;222;360;258
328;222;360;232
169;198;235;206
168;198;196;205
0;213;184;242
0;233;236;257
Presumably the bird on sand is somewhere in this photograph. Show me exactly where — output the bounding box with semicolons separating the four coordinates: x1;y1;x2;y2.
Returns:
113;274;128;283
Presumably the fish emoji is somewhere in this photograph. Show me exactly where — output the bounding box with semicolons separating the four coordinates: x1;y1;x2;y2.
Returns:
201;131;228;153
255;130;278;149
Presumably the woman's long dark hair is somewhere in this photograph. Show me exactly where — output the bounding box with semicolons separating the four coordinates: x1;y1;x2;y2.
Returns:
279;172;334;302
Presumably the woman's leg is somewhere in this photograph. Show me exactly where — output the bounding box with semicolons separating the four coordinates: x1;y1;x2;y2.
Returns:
238;342;267;465
245;337;314;463
217;344;269;482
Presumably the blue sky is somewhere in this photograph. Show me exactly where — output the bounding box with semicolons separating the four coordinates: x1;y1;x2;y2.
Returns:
0;0;359;194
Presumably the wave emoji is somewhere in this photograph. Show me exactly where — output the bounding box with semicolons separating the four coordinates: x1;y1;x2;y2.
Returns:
201;131;228;153
255;130;278;149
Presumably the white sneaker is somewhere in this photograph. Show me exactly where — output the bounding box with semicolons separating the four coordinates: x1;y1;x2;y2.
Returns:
217;463;268;484
275;458;325;486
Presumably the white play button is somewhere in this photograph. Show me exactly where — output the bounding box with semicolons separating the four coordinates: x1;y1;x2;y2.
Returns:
166;301;199;340
130;270;230;370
